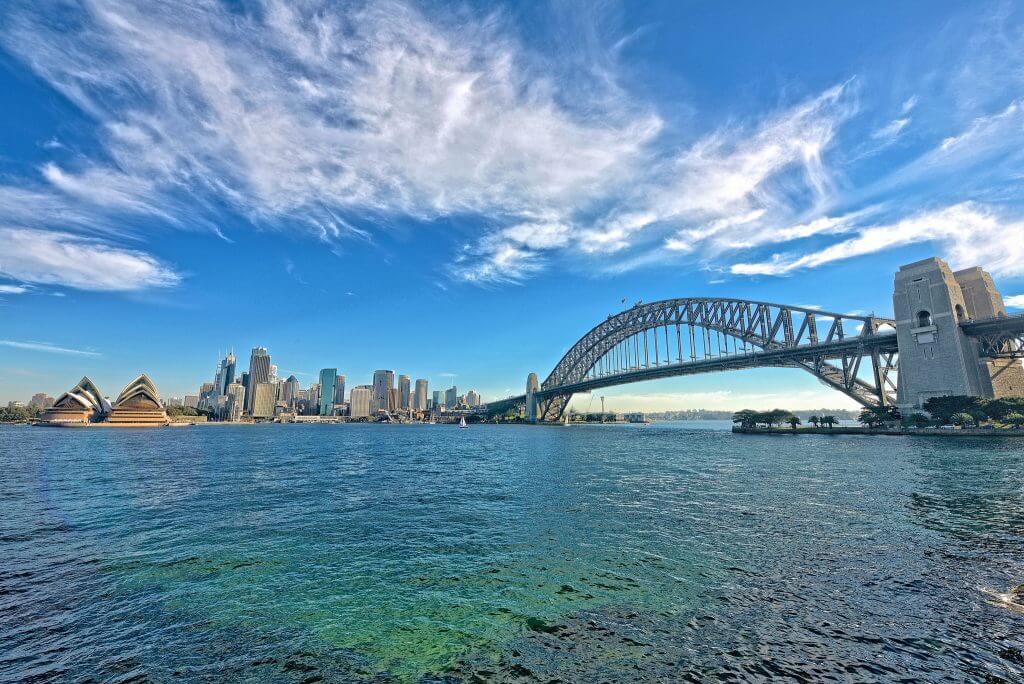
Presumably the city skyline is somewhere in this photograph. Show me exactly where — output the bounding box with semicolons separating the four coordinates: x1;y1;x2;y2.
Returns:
3;1;1024;411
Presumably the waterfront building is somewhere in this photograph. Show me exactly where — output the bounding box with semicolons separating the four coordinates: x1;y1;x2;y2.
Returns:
38;377;110;425
432;390;443;410
246;347;272;413
398;375;411;409
319;368;337;416
445;386;457;408
466;390;481;407
349;385;373;418
335;375;346;404
105;374;169;426
414;379;428;411
251;382;277;419
372;370;394;412
226;382;246;422
28;392;55;410
183;395;199;409
388;387;400;412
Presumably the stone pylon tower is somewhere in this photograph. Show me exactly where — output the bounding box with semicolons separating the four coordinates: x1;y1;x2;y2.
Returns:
525;372;539;423
893;257;1024;411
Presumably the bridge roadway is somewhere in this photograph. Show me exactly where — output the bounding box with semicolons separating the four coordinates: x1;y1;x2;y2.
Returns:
483;312;1024;418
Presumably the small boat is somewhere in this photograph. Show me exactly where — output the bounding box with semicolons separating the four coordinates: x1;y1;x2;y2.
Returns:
459;416;468;429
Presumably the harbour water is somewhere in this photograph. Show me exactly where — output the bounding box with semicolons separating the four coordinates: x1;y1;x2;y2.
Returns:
2;422;1023;682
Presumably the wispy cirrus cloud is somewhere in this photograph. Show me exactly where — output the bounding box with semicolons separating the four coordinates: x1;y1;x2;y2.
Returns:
0;340;102;357
0;227;180;291
731;203;1024;277
1;0;1024;289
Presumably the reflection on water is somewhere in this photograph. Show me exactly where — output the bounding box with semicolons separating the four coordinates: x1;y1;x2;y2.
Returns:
1;422;1023;682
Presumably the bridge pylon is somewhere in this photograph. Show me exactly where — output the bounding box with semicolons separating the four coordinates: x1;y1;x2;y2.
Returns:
526;372;539;423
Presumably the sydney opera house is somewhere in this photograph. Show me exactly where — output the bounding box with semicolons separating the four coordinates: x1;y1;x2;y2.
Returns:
38;374;169;427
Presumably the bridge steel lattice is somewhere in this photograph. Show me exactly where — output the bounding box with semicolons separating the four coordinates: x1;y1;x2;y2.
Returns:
486;298;900;422
960;313;1024;359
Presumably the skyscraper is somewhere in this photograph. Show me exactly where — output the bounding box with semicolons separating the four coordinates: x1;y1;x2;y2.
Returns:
432;390;442;410
226;382;246;422
445;386;457;408
349;386;373;418
280;375;300;405
251;382;276;419
335;375;346;404
246;347;271;413
319;368;337;416
466;390;481;407
214;352;236;396
388;387;400;412
398;375;411;409
414;379;428;411
371;370;394;412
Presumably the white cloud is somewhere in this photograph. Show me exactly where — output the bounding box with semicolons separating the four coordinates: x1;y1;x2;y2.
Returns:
872;117;910;140
0;340;101;357
3;0;659;245
730;203;1024;277
1005;295;1024;309
0;227;181;291
0;284;29;294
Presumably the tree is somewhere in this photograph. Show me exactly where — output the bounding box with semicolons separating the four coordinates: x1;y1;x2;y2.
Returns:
732;409;758;428
808;415;820;428
1004;412;1024;428
905;412;931;428
820;415;838;429
787;415;802;430
858;407;882;428
763;408;793;429
981;398;1024;421
0;405;40;423
859;405;898;429
923;396;984;424
950;412;976;428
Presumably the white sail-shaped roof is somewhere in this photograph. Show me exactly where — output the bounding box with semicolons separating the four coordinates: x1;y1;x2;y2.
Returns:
52;376;111;414
113;374;163;409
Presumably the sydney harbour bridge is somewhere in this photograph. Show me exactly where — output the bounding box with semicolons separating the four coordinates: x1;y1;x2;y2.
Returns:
484;258;1024;422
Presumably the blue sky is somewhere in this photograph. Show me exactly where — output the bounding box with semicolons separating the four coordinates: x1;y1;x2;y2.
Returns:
2;0;1024;410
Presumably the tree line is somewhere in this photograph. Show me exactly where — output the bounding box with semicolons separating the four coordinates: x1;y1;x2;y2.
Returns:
733;395;1024;431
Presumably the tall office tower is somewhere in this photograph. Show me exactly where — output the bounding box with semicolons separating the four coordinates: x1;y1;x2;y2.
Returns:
445;386;457;408
466;390;480;407
349;386;373;418
251;382;276;419
414;379;428;410
432;390;443;409
246;347;272;412
226;382;246;422
214;352;236;396
280;375;300;405
398;375;411;409
388;387;400;412
269;364;278;384
371;370;394;412
335;375;346;404
319;369;337;416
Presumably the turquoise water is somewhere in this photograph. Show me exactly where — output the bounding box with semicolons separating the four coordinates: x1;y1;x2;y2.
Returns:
2;422;1024;681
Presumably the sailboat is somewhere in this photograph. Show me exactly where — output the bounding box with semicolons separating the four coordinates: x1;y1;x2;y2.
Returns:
459;416;468;429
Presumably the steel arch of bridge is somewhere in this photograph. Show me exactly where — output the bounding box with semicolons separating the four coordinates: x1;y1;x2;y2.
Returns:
531;298;899;422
